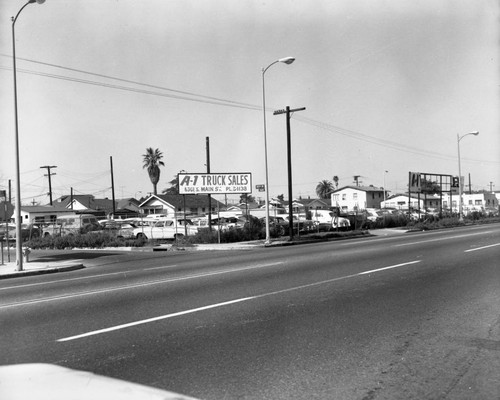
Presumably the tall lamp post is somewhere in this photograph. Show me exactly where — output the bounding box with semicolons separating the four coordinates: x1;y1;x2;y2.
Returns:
457;131;479;221
12;0;46;271
261;56;295;245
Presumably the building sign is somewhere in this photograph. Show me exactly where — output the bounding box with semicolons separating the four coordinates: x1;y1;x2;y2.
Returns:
255;184;265;192
178;172;252;195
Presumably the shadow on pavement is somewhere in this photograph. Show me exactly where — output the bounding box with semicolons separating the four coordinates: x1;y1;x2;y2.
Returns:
34;251;122;262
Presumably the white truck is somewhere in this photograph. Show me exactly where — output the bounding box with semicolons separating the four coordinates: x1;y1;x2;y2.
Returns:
133;218;198;240
310;209;350;230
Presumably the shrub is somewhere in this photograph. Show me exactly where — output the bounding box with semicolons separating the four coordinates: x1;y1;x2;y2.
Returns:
25;231;147;249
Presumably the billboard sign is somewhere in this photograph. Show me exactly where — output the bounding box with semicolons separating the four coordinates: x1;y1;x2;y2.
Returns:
409;172;422;193
178;172;252;195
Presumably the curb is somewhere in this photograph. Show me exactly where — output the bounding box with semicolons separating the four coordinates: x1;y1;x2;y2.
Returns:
0;264;85;280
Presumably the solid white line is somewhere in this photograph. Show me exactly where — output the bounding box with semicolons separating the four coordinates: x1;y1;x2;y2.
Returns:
393;231;491;247
57;297;255;342
464;243;500;253
143;265;179;271
57;260;421;342
0;262;283;309
0;268;167;291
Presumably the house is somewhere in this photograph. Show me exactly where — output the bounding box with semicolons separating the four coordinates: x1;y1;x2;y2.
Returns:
53;194;141;218
139;194;225;217
381;194;425;211
443;191;499;214
331;186;386;212
17;205;75;224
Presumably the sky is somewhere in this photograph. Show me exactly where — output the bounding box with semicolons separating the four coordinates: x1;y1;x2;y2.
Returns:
1;0;499;206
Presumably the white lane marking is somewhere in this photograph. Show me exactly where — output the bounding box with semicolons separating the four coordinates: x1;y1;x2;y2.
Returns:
58;297;255;342
393;231;491;247
0;262;283;309
464;243;500;253
358;261;421;274
57;260;421;342
143;265;179;271
0;267;176;291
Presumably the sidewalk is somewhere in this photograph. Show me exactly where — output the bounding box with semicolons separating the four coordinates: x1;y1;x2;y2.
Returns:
0;253;85;279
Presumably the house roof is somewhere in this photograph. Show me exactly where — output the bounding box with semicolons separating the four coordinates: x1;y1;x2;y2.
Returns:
331;185;385;194
20;205;71;213
141;194;225;209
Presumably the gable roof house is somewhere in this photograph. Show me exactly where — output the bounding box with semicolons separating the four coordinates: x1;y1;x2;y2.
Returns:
139;194;225;218
17;205;75;224
381;193;426;211
331;186;386;212
54;194;140;218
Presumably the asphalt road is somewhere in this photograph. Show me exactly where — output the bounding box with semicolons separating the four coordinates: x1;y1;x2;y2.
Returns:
1;224;499;399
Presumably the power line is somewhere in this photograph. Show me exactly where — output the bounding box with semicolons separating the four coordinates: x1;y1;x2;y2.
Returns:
1;57;498;166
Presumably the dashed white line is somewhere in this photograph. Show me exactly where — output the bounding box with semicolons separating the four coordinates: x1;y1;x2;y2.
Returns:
57;260;421;342
464;243;500;253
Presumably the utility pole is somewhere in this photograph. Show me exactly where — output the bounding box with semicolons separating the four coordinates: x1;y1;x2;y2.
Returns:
110;156;116;218
489;182;495;192
206;137;212;231
273;105;306;240
40;165;56;205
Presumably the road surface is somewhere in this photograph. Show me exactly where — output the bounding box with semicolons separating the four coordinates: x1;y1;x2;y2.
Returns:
1;224;499;399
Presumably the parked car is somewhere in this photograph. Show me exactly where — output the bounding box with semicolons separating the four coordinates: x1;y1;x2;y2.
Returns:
133;218;198;240
0;224;16;242
42;214;101;237
261;215;315;236
286;215;316;233
210;217;243;231
0;223;42;242
99;220;136;239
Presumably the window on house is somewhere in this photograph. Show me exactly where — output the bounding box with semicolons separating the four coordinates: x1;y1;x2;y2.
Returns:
342;194;346;200
475;200;482;205
468;200;473;205
353;193;358;200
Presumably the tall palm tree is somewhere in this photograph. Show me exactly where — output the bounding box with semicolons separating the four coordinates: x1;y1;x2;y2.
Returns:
333;175;339;189
142;147;165;195
316;179;334;199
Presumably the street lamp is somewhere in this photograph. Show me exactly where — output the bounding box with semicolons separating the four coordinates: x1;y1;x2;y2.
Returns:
383;170;388;203
457;131;479;221
12;0;46;271
262;56;295;245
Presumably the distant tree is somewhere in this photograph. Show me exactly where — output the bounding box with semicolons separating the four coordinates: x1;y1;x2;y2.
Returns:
333;175;339;189
420;178;441;194
277;194;284;202
142;148;165;195
316;180;334;199
163;175;179;195
240;193;256;204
